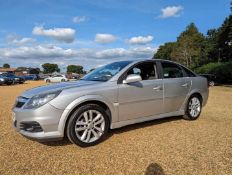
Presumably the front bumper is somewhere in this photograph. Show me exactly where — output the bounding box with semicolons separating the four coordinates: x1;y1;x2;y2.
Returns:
12;103;65;140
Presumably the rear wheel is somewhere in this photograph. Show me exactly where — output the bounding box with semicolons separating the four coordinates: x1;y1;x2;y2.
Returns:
183;95;202;120
46;79;51;83
66;104;109;147
209;81;215;86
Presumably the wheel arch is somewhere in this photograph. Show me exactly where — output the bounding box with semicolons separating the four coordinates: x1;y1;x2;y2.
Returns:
180;90;204;112
189;92;203;103
58;95;114;137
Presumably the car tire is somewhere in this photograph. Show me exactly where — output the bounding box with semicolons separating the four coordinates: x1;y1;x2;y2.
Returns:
183;95;202;120
66;104;110;147
61;79;65;82
209;81;215;86
46;79;51;83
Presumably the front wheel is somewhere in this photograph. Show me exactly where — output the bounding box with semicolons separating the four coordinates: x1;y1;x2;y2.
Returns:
66;104;109;147
183;95;202;120
46;79;51;83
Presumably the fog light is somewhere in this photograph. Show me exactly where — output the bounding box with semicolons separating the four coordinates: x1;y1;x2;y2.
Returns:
20;121;43;132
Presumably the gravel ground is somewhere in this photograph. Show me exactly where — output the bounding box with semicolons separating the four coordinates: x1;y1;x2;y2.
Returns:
0;81;232;175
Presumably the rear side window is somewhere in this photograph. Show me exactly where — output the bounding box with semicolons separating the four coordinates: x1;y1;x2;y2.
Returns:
161;62;183;78
181;66;196;77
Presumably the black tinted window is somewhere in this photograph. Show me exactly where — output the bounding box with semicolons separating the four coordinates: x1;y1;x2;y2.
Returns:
127;62;157;80
182;66;196;77
161;62;183;78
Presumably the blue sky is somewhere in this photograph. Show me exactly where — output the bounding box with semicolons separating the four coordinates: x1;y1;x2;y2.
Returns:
0;0;231;71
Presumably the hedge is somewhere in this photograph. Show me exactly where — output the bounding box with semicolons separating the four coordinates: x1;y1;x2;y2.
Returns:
195;62;232;83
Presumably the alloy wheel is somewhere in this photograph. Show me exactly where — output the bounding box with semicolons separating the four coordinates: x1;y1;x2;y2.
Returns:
188;97;201;118
75;110;105;143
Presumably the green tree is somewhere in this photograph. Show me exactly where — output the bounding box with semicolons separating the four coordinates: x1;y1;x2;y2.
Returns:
3;63;10;68
216;15;232;62
153;2;232;68
29;68;40;74
42;63;60;74
153;42;176;60
204;29;219;63
171;23;205;68
67;65;84;74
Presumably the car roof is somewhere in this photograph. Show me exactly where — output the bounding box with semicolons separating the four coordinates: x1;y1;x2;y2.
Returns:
129;58;183;65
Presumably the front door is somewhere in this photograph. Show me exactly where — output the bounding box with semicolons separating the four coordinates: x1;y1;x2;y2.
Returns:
118;61;164;121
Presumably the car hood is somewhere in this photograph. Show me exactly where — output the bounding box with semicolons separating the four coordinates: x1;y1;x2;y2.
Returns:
21;80;102;98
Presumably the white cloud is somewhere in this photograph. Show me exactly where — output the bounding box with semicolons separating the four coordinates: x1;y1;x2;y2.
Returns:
95;33;117;43
159;5;184;18
0;45;76;59
0;45;158;69
6;34;35;45
95;47;156;58
73;16;88;23
0;45;156;59
128;35;154;44
32;26;76;43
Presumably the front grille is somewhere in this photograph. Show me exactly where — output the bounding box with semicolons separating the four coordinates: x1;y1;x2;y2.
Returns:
15;97;29;108
20;121;43;132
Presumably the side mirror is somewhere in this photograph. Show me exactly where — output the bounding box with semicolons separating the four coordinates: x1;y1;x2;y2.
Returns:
123;74;142;84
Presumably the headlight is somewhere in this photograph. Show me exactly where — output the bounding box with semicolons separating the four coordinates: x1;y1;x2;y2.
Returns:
0;78;4;81
23;90;62;109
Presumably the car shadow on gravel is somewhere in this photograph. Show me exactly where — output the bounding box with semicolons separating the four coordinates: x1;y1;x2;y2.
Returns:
38;137;72;146
38;116;182;147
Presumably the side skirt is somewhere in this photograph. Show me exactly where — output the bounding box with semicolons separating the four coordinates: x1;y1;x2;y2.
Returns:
110;110;185;129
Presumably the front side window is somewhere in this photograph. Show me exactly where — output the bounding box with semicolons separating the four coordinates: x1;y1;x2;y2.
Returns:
127;62;157;80
81;61;132;82
161;62;183;78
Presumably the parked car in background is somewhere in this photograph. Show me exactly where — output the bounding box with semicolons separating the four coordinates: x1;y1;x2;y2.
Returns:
1;73;25;84
72;74;80;80
66;74;80;80
21;74;40;81
199;74;217;86
39;74;50;80
0;75;14;85
44;74;68;83
13;59;208;147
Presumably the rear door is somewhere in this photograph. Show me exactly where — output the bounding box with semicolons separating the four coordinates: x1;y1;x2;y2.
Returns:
118;61;164;121
160;61;189;113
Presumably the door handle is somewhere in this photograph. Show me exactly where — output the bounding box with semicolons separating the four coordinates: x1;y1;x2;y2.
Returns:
153;86;162;90
181;83;188;87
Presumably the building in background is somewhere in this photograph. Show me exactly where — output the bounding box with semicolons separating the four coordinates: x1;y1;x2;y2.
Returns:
0;68;17;74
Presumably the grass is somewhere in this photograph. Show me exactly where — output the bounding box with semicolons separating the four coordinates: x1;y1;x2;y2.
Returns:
0;81;232;175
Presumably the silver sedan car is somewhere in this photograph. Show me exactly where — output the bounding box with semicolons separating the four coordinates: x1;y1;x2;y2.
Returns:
12;59;208;147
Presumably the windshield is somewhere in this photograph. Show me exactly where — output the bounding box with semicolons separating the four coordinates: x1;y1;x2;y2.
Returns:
81;61;132;81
